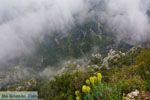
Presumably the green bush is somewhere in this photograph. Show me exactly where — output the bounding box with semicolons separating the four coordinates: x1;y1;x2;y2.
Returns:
83;83;122;100
40;71;90;100
144;80;150;91
136;62;150;80
118;76;145;93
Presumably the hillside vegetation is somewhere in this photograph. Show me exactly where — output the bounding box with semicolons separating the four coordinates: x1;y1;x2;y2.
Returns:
2;48;150;100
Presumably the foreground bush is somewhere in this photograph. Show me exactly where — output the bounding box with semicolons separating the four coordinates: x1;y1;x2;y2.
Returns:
39;71;90;100
75;72;122;100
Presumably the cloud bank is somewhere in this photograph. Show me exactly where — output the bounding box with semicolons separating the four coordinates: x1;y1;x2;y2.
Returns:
0;0;150;68
99;0;150;44
0;0;90;65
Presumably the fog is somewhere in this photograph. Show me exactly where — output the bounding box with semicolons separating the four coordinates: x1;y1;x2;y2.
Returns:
0;0;90;65
101;0;150;44
0;0;150;69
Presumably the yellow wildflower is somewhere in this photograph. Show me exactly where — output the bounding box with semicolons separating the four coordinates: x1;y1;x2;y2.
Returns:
93;76;98;82
86;86;91;93
89;76;98;84
97;72;102;81
82;85;91;93
89;76;95;84
85;79;90;85
75;90;80;96
76;96;80;100
82;85;87;93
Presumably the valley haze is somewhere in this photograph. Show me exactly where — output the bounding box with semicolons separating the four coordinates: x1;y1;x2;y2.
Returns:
0;0;150;70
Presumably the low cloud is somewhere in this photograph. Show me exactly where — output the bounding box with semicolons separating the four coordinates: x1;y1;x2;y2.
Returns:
0;0;90;65
98;0;150;44
0;0;150;69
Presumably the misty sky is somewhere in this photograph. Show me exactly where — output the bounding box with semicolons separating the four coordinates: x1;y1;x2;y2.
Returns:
0;0;150;68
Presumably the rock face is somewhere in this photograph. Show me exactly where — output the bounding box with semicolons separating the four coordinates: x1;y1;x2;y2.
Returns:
101;49;125;69
124;90;150;100
126;90;139;100
0;66;36;87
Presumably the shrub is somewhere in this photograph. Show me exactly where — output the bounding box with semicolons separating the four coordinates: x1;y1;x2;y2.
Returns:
40;71;90;100
118;76;145;93
76;72;122;100
144;80;150;91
